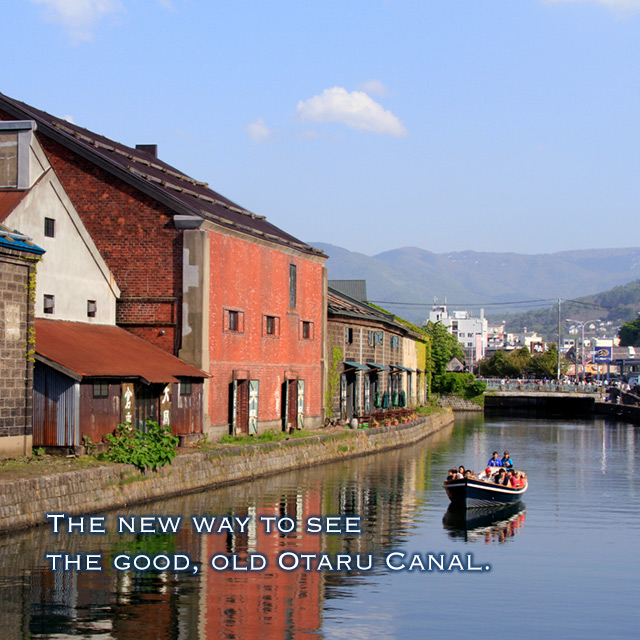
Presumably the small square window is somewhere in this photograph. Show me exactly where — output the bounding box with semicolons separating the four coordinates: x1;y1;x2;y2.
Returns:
44;217;55;238
93;381;109;398
265;315;277;335
225;309;244;333
345;327;354;344
43;294;55;314
302;321;313;340
180;379;192;396
87;300;97;318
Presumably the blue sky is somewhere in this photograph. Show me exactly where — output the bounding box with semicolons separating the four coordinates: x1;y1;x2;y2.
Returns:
3;0;640;256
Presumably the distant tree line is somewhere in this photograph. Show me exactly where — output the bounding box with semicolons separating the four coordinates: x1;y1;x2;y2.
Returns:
478;345;562;379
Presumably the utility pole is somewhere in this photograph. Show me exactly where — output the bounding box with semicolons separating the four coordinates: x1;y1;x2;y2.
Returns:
557;298;561;381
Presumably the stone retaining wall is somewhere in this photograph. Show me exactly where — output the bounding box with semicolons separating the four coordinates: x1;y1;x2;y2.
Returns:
594;402;640;425
0;410;453;533
437;395;483;411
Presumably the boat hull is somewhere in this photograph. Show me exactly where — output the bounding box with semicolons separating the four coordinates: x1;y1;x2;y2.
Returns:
444;478;527;508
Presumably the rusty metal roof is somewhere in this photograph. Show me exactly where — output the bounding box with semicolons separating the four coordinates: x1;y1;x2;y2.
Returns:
35;319;207;383
0;190;29;224
0;93;324;259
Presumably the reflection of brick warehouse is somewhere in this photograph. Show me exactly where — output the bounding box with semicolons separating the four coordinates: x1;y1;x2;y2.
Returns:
202;489;323;640
25;523;204;639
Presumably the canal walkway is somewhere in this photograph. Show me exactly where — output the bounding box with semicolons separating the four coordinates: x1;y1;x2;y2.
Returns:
0;410;454;533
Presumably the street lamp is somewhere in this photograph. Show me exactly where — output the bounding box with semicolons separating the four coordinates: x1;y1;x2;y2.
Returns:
566;319;587;381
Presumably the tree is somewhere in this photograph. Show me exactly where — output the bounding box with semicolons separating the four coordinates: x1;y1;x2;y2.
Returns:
529;343;563;379
423;321;465;391
478;347;531;378
619;317;640;347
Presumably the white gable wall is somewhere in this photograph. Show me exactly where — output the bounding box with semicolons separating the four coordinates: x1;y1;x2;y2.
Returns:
5;137;120;324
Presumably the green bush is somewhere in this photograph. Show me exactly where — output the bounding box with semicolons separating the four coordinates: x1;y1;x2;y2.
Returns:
103;420;179;472
436;373;486;399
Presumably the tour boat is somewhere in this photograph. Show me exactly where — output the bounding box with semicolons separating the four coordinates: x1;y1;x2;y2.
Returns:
443;474;528;508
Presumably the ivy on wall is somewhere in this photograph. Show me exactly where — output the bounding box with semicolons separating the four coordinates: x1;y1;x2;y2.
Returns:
325;342;343;420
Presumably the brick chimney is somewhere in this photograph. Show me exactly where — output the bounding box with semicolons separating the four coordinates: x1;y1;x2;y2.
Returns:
136;144;157;158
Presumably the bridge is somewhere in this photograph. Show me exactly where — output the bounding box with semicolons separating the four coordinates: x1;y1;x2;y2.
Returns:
481;379;602;395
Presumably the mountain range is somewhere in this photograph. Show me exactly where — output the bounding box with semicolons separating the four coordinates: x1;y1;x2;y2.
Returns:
313;243;640;325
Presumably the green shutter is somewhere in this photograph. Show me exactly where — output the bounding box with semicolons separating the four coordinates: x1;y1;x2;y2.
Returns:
296;380;305;429
248;380;259;435
231;380;238;435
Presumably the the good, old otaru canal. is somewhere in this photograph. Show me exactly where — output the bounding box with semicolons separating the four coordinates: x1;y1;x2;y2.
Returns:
1;412;639;640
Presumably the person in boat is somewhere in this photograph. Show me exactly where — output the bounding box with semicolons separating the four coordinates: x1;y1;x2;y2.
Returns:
507;470;519;488
501;451;514;470
516;471;527;488
488;451;503;467
446;468;458;481
493;468;506;484
464;469;477;479
457;465;467;479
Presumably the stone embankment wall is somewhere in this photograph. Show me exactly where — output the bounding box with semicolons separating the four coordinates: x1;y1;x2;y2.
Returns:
484;392;597;414
437;395;482;412
594;402;640;424
0;411;453;533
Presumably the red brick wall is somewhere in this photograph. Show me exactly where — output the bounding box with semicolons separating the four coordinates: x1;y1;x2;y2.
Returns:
35;132;182;354
207;232;325;428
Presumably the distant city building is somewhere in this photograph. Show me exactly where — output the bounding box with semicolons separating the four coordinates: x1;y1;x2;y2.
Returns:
428;303;488;367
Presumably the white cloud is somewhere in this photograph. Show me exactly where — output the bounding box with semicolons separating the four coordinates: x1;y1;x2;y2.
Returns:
63;114;75;124
545;0;640;12
296;87;407;137
247;117;271;142
31;0;124;42
357;80;389;97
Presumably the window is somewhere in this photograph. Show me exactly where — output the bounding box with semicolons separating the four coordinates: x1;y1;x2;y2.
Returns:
44;217;55;238
43;294;55;314
180;379;192;396
391;336;399;350
368;331;374;346
225;309;244;333
345;327;354;344
0;132;18;188
0;122;34;189
87;300;97;318
264;315;279;336
93;381;109;398
301;321;313;340
374;331;384;346
289;264;297;309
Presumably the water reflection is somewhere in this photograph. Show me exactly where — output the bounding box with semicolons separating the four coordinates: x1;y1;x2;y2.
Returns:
442;503;527;544
0;424;454;640
2;415;640;639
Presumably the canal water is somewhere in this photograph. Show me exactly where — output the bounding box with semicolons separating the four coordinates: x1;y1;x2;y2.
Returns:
1;413;639;639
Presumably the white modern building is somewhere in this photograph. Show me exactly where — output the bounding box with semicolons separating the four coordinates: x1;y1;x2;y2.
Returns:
428;303;488;367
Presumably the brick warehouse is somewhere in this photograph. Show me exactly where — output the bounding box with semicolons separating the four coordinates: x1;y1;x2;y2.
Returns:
0;93;327;439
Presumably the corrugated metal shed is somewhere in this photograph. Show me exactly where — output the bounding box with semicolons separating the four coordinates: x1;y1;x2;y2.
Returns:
329;280;368;302
0;218;45;255
35;319;207;383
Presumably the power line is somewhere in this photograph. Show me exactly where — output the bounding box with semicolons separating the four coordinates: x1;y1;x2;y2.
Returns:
368;298;558;308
